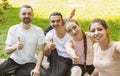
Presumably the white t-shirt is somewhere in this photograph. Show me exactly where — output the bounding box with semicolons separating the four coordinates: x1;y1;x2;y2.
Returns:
6;24;45;64
45;29;71;58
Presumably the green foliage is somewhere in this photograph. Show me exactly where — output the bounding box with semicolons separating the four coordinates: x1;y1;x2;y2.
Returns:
1;0;11;9
0;0;12;21
0;4;4;21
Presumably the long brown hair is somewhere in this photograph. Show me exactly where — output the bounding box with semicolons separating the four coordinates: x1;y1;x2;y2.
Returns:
65;20;87;69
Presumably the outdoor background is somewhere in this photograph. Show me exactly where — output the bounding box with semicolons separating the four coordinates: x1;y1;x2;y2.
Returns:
0;0;120;58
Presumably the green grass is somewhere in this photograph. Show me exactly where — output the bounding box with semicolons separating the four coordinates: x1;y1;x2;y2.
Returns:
0;0;120;58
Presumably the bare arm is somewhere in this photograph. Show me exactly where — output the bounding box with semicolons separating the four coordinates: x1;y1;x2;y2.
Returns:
65;39;77;58
64;8;75;22
86;32;96;44
5;44;17;54
5;36;24;54
31;44;44;76
115;41;120;53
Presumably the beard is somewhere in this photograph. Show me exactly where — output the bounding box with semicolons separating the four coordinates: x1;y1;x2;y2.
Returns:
23;18;31;24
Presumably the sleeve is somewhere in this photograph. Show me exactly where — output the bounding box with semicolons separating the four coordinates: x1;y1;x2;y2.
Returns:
38;28;45;45
6;27;16;45
45;30;54;42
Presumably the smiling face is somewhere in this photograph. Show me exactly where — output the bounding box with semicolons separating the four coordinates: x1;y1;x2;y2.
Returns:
50;15;63;30
19;6;33;24
65;20;82;38
89;18;109;42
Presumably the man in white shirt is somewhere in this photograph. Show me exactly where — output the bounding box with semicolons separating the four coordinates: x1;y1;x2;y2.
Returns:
0;5;47;76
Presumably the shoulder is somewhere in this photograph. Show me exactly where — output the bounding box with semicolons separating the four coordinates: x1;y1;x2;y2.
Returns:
46;29;54;36
31;25;43;31
45;29;54;40
113;41;120;52
8;24;20;32
31;25;45;35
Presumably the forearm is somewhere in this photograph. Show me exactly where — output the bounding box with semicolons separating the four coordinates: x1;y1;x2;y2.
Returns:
35;50;44;70
5;44;17;54
65;43;77;58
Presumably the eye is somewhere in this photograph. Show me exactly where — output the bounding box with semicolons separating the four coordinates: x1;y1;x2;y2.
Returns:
56;20;60;22
90;29;95;32
97;28;103;31
51;20;55;23
73;26;77;30
28;13;32;16
22;12;26;15
67;29;72;33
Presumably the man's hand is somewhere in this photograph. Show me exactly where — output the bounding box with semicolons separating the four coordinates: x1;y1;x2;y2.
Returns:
30;69;40;76
17;36;24;50
48;39;56;50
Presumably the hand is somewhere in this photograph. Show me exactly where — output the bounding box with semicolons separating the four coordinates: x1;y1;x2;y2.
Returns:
72;51;80;64
70;8;75;18
87;32;95;43
48;39;56;50
17;36;24;50
30;69;40;76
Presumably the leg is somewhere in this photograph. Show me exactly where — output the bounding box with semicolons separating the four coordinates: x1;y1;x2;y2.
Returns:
52;56;72;76
0;58;20;75
14;63;49;76
71;66;82;76
40;66;49;76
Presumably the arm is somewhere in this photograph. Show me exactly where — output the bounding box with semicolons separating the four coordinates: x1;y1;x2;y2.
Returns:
65;39;78;58
115;41;120;53
86;32;96;44
31;44;44;76
5;44;17;54
44;39;56;56
5;36;24;54
65;39;80;64
64;8;75;22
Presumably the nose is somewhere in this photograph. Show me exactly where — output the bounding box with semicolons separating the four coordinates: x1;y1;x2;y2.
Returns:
54;21;58;25
94;30;99;34
72;29;76;33
25;14;29;17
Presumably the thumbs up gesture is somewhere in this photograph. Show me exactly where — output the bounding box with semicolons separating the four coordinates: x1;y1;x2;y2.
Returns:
17;36;24;50
48;39;56;51
72;51;80;64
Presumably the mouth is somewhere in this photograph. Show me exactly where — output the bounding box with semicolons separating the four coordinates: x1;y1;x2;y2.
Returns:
72;33;78;37
23;18;31;24
52;25;59;29
94;34;102;41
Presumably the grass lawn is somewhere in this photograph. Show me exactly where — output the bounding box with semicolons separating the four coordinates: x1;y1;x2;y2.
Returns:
0;0;120;58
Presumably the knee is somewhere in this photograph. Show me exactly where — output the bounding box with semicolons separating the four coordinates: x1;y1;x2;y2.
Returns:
71;66;82;76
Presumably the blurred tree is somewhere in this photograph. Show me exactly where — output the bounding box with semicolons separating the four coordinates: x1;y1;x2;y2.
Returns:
1;0;12;9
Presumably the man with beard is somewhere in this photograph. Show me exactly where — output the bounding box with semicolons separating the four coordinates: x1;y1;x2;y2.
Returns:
0;5;47;76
